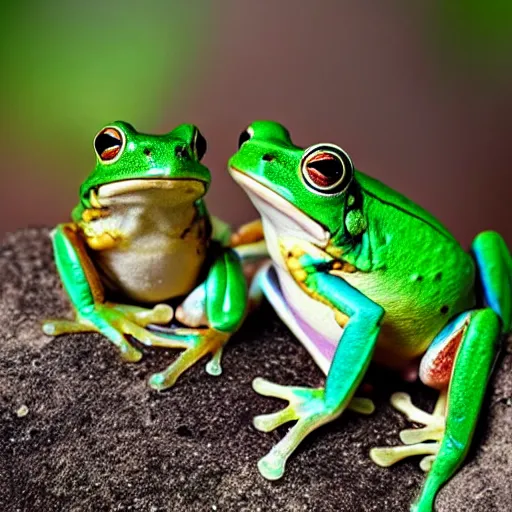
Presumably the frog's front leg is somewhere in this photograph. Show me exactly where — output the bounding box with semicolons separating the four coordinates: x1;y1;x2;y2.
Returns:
252;250;384;480
148;247;247;390
43;224;183;362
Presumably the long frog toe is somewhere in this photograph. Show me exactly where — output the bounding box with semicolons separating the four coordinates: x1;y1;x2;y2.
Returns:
112;303;174;327
370;391;446;471
252;377;376;478
252;377;375;432
253;406;297;433
43;312;144;362
252;378;354;480
81;310;146;362
44;301;187;363
205;345;224;376
116;339;144;363
257;450;288;481
88;305;187;355
148;327;230;391
42;319;93;336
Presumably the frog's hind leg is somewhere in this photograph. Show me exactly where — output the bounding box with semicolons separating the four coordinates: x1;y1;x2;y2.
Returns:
42;224;179;362
472;230;512;333
369;390;446;472
371;308;501;512
148;247;247;391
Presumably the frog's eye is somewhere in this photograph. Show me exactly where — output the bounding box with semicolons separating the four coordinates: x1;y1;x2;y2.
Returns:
94;127;125;163
301;144;353;194
237;127;254;149
192;129;207;161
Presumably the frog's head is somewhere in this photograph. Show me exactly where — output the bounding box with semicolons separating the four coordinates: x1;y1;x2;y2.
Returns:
80;121;210;208
228;121;358;247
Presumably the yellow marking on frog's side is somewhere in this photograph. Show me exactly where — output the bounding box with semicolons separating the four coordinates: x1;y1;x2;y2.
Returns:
82;208;110;223
286;257;302;272
80;218;124;251
330;262;357;275
334;310;349;328
85;232;120;251
280;238;350;328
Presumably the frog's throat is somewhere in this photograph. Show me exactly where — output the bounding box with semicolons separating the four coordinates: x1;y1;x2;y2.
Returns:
97;178;205;198
93;178;206;207
229;168;330;247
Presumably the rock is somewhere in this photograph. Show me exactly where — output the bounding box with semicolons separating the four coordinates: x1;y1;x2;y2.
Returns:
0;228;510;511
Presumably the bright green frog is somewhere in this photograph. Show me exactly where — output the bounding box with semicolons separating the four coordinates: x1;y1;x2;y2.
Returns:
43;121;247;390
228;121;512;512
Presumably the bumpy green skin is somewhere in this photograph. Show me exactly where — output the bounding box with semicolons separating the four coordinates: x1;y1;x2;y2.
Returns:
43;121;247;390
229;120;512;512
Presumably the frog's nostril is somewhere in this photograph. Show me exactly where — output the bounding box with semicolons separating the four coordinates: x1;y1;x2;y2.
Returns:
143;148;151;157
262;154;274;162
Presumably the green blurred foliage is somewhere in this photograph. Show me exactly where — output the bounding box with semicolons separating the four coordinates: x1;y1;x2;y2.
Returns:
432;1;512;83
0;0;211;179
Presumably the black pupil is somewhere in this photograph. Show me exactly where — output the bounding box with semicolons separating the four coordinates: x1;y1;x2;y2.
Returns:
95;132;121;156
195;130;207;161
308;158;344;183
238;130;251;149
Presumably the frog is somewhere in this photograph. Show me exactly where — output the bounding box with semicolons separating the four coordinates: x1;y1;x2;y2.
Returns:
42;121;247;391
228;120;511;512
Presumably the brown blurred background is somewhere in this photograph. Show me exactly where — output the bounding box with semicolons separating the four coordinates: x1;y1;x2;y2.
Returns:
1;1;511;246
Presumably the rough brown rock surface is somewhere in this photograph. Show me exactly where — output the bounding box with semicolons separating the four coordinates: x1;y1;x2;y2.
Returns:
0;228;511;511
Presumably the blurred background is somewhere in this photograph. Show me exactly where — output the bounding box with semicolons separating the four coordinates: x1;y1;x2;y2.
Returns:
1;0;511;246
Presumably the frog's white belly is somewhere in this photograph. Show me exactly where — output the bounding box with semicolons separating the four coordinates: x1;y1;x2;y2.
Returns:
275;266;342;372
245;188;341;374
88;196;207;303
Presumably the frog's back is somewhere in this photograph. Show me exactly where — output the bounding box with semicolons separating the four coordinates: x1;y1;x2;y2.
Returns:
341;171;476;364
355;171;456;242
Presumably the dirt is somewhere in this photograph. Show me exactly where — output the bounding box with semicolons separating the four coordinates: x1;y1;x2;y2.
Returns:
0;228;510;511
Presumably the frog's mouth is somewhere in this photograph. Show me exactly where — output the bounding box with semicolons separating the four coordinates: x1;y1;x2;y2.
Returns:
90;179;206;208
229;169;330;247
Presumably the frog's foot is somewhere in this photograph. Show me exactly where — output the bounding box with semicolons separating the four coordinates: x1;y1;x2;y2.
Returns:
110;303;173;326
230;219;264;247
43;302;179;363
252;377;375;480
148;327;230;391
370;390;446;472
230;219;268;269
